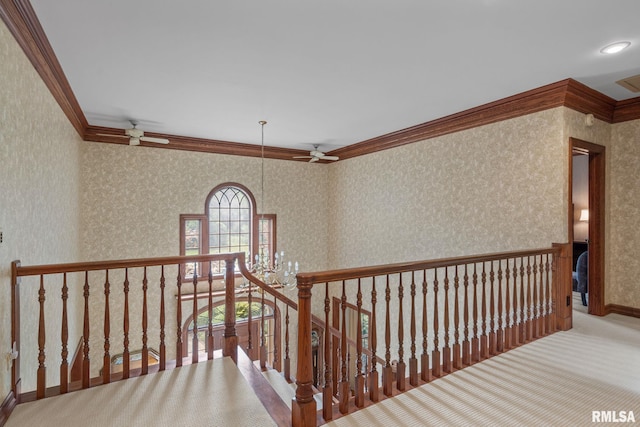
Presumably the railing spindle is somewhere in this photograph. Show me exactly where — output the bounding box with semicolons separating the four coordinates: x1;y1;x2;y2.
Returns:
355;278;364;407
192;264;199;364
60;273;68;394
519;257;526;344
432;269;441;377
176;269;183;367
526;256;533;341
532;256;539;339
497;260;504;353
123;269;130;378
369;277;379;402
453;266;461;369
142;267;149;374
103;270;111;384
512;258;519;346
409;271;418;385
383;275;392;397
471;264;479;363
339;280;349;414
37;275;46;399
504;259;512;349
207;262;214;360
82;271;90;388
159;266;166;370
489;262;497;356
462;265;470;366
442;268;451;373
546;253;553;333
247;283;253;358
397;273;406;391
323;282;332;420
480;262;488;360
273;293;279;370
260;289;267;369
421;270;431;382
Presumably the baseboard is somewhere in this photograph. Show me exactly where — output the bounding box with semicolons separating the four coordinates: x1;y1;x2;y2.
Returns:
0;391;17;427
606;304;640;318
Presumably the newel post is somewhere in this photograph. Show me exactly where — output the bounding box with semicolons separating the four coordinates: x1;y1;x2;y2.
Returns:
552;243;572;331
223;258;238;363
292;276;317;427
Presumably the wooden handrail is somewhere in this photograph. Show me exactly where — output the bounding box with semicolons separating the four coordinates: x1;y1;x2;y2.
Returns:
295;247;559;285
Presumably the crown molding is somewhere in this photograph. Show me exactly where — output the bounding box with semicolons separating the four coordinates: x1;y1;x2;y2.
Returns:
3;1;640;162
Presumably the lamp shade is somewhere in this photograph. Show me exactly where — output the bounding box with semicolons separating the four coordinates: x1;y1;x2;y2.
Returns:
579;209;589;222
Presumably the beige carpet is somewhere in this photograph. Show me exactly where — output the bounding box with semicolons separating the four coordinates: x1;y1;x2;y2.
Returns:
6;357;276;427
328;310;640;426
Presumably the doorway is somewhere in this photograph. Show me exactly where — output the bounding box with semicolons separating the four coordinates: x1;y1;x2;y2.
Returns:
570;138;605;316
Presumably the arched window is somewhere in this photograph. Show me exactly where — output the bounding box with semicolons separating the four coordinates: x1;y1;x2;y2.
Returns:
180;183;276;277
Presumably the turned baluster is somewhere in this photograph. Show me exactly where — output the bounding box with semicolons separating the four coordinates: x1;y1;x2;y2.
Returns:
480;262;488;360
504;260;512;350
409;271;418;385
545;253;553;333
421;270;431;382
103;270;111;384
442;268;451;373
36;275;46;399
519;257;526;344
471;264;479;363
339;280;349;414
260;289;267;369
496;260;504;353
355;279;364;407
207;262;214;360
532;256;539;339
285;304;291;381
432;269;441;377
397;273;406;391
369;277;379;402
247;282;253;358
273;293;279;369
538;254;545;335
526;257;533;341
159;266;166;370
489;262;497;356
323;283;333;419
383;275;393;397
123;269;130;378
453;266;462;369
192;263;199;364
512;258;519;346
176;269;183;367
60;273;69;394
142;267;149;374
462;265;471;366
82;271;91;388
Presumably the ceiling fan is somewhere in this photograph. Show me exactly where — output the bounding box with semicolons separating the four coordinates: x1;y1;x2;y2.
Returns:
293;145;339;163
98;121;169;146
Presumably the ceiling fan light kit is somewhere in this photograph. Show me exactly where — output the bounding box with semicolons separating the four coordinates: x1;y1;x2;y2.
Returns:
97;121;169;146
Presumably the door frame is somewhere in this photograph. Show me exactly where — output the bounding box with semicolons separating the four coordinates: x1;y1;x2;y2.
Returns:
569;138;606;316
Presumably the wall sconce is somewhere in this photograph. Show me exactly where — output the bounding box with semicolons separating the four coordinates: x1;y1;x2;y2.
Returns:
579;209;589;222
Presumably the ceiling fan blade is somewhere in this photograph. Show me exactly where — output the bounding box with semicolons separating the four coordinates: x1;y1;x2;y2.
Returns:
322;156;339;161
309;157;319;163
293;156;313;159
140;136;170;144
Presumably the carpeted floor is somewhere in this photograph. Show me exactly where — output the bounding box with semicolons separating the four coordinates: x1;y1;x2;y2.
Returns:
6;311;639;427
6;357;276;427
328;310;640;426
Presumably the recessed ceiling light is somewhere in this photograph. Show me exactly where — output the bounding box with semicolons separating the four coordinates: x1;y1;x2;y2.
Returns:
600;41;631;54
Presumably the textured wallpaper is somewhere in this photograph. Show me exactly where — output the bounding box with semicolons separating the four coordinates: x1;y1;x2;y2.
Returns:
0;21;83;395
79;142;330;372
327;108;568;270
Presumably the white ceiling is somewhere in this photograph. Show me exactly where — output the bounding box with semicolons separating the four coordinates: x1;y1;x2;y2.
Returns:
29;0;640;151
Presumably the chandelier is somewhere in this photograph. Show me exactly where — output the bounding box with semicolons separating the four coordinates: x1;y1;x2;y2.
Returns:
245;120;298;291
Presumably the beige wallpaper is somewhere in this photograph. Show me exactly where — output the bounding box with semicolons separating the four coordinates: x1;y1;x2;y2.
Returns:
609;119;640;307
0;20;83;395
327;108;568;270
78;142;329;374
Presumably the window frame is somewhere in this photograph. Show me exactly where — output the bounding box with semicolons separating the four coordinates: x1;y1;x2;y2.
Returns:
179;182;277;280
